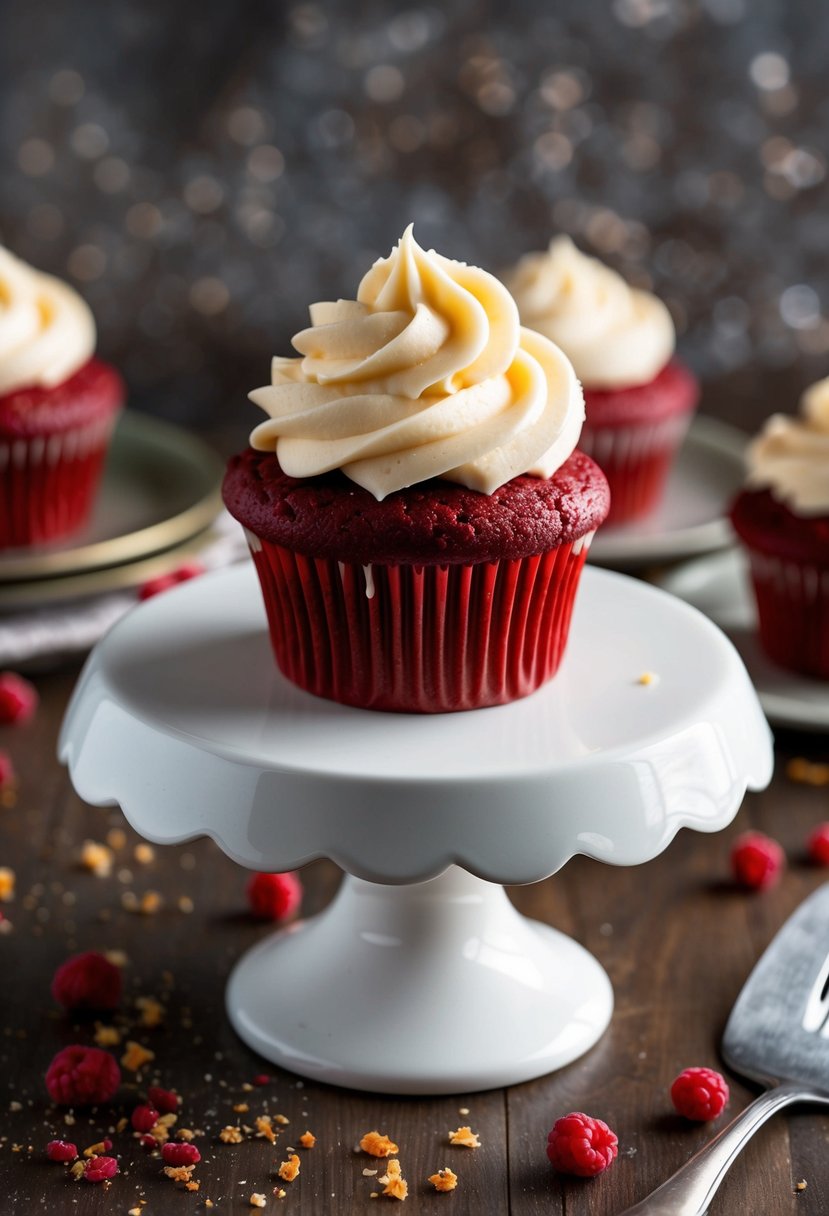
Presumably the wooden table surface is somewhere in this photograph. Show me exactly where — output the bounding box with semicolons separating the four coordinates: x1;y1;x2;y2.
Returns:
1;653;828;1215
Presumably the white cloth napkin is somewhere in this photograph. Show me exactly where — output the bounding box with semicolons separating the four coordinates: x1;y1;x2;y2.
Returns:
0;511;250;668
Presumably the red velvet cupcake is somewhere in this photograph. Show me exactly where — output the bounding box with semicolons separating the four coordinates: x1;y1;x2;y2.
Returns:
506;236;698;524
730;377;829;680
0;248;123;549
224;225;609;713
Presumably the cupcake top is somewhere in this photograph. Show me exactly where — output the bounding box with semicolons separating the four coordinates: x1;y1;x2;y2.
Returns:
745;376;829;517
0;247;95;397
504;236;674;390
249;224;584;500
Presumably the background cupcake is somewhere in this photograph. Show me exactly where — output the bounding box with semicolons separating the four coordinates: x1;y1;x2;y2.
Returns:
505;237;698;525
730;376;829;681
224;225;609;713
0;247;123;550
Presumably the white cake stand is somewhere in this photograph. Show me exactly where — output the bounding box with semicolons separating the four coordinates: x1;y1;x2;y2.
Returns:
59;563;772;1094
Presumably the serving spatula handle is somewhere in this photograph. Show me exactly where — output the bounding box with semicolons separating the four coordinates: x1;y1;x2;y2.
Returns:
618;1081;829;1216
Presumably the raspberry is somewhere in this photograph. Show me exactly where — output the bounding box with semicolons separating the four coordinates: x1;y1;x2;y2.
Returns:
671;1067;729;1121
45;1045;121;1106
162;1142;201;1166
51;951;122;1012
546;1112;618;1178
730;831;784;890
138;562;206;601
147;1085;179;1114
807;823;829;866
0;750;15;788
83;1155;119;1182
46;1139;78;1162
0;672;38;725
131;1104;159;1132
247;871;302;921
252;1073;271;1087
140;1134;157;1149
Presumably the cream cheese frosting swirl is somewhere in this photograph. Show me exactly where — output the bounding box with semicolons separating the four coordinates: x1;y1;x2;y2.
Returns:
249;226;584;499
504;235;675;389
0;247;96;396
746;376;829;516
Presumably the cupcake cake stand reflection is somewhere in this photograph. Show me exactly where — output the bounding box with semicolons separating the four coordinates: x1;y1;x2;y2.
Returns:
59;562;772;1094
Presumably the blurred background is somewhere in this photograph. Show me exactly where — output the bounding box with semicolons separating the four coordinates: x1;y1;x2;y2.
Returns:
1;0;828;450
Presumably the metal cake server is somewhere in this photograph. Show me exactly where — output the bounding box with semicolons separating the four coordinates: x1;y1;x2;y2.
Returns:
621;883;829;1215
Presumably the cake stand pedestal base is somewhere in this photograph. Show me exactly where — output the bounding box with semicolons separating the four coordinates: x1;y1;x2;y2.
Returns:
227;866;612;1094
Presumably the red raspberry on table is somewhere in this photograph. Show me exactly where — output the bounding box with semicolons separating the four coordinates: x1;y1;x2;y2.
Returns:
0;750;15;788
671;1067;729;1121
45;1045;121;1106
252;1073;271;1086
730;831;784;890
546;1112;618;1178
83;1155;119;1182
162;1142;201;1166
0;672;38;725
147;1085;179;1114
131;1104;159;1133
807;823;829;866
51;950;122;1012
247;871;303;921
138;561;206;601
46;1139;78;1162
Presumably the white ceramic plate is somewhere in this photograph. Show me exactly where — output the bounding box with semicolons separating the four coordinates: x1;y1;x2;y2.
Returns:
589;414;746;570
658;548;829;732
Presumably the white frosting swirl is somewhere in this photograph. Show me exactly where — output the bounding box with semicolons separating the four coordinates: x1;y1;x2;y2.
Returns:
746;376;829;515
0;247;95;396
249;225;584;499
504;236;675;389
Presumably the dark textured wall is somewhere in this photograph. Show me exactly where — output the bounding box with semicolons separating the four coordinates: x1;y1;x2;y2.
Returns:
1;0;828;445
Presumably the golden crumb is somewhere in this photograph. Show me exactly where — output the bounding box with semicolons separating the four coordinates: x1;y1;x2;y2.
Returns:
448;1126;480;1148
178;895;195;914
147;1121;170;1145
139;890;163;915
378;1159;408;1200
429;1167;458;1192
158;1113;178;1128
360;1130;399;1157
185;1180;200;1192
83;1140;109;1158
636;671;659;687
255;1115;275;1143
0;867;15;901
176;1128;195;1141
273;1189;286;1200
164;1164;196;1183
206;1200;214;1209
274;1113;289;1125
93;1023;120;1047
241;1082;254;1092
136;995;165;1028
129;1208;143;1215
220;1126;243;1144
363;1168;378;1177
106;828;127;851
786;758;829;786
80;840;113;877
250;1196;267;1209
795;1179;808;1192
64;1114;76;1126
134;843;155;864
299;1130;316;1148
277;1153;300;1182
458;1107;469;1116
121;1040;155;1071
234;1102;250;1113
104;948;128;967
69;1161;85;1180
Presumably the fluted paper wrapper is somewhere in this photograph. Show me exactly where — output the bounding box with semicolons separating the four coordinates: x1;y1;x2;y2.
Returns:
246;535;592;713
747;550;829;680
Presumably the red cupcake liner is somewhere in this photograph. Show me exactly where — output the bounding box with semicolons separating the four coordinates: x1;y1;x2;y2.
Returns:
579;413;691;525
0;414;116;549
746;550;829;680
245;531;594;712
